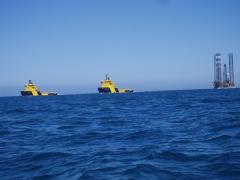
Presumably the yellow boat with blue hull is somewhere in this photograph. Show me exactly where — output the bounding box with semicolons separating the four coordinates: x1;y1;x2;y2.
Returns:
21;80;57;96
98;75;133;94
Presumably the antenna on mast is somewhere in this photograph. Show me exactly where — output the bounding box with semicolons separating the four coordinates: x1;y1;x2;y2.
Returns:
105;74;110;80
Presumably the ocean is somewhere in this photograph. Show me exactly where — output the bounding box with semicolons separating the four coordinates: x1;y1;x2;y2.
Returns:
0;89;240;179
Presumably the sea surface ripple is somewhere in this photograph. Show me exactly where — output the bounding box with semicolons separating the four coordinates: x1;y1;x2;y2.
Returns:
0;89;240;179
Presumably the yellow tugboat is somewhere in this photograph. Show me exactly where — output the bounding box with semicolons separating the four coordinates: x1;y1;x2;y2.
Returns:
98;75;133;94
21;80;57;96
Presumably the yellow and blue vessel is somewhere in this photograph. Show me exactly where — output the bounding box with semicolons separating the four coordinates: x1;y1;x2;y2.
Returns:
98;75;133;94
21;80;57;96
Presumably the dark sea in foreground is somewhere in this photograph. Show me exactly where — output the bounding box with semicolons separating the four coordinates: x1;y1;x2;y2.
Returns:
0;89;240;179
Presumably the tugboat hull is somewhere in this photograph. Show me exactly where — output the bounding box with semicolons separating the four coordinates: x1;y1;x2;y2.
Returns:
98;87;133;94
21;91;33;96
21;91;57;96
47;93;58;96
121;90;134;93
98;87;111;93
41;92;58;96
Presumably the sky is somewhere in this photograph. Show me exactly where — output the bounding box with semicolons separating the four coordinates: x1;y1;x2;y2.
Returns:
0;0;240;96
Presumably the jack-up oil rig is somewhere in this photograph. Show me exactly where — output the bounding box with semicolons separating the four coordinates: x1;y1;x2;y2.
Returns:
213;53;235;89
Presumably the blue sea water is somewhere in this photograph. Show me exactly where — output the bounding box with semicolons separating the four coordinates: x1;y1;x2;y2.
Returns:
0;89;240;179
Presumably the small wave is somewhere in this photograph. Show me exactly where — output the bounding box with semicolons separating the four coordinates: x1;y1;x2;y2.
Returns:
58;120;91;128
211;122;240;132
79;166;124;179
155;151;208;162
122;164;185;179
0;128;10;136
58;125;78;130
124;129;163;141
206;162;240;177
5;107;26;114
21;164;43;172
32;174;58;180
204;135;232;142
208;151;240;163
31;152;71;161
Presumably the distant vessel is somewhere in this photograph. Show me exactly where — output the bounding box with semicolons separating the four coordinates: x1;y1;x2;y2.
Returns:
21;80;57;96
98;75;133;94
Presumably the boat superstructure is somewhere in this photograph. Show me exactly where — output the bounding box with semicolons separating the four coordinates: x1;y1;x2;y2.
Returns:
21;80;57;96
98;75;133;94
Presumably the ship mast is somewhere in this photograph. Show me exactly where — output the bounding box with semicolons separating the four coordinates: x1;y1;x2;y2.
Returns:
105;74;110;80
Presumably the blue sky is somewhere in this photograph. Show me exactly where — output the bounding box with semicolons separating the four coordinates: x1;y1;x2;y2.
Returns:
0;0;240;96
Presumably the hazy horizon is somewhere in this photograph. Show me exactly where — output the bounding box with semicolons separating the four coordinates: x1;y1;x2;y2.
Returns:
1;0;240;96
